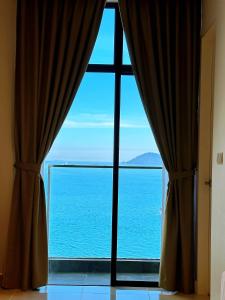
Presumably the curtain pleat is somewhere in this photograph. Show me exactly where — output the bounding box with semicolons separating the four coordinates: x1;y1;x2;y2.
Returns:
2;0;105;290
119;0;201;293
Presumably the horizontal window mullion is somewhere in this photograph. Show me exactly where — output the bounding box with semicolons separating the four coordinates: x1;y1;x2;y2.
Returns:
121;65;133;75
86;65;133;75
86;64;116;73
48;164;163;170
105;2;117;9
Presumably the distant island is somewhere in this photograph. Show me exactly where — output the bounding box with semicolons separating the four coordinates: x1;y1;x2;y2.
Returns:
45;152;163;167
126;152;162;166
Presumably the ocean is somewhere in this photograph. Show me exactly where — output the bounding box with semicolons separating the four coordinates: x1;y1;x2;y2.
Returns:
44;161;163;260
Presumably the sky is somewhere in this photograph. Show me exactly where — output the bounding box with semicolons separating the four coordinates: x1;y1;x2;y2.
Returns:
46;9;159;163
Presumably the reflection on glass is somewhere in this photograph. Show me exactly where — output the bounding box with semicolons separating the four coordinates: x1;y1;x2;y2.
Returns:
89;9;115;64
123;34;131;64
48;167;113;258
46;73;115;164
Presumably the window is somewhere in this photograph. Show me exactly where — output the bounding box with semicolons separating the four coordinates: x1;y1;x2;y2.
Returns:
45;3;163;287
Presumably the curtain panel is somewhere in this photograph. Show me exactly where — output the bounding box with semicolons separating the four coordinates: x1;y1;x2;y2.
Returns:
2;0;105;290
119;0;201;293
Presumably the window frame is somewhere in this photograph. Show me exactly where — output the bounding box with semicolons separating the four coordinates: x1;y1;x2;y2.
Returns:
86;3;159;288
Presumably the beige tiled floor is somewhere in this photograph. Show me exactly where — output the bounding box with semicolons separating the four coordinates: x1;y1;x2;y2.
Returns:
0;286;210;299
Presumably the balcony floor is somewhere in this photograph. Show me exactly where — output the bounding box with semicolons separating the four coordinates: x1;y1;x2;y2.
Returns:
48;272;159;285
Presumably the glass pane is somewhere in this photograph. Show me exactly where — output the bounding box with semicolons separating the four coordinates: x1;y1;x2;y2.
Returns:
46;73;115;165
45;71;115;285
89;9;115;64
116;168;162;282
117;168;162;259
47;167;112;285
119;76;161;166
48;167;113;259
117;75;162;282
123;34;131;65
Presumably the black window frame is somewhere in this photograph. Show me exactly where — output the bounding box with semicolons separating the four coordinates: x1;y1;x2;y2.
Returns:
86;3;159;288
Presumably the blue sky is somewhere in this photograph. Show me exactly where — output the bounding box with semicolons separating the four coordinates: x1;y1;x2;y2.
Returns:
46;9;158;163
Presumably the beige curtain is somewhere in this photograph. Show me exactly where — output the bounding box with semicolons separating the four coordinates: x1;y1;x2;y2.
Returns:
119;0;201;293
2;0;105;290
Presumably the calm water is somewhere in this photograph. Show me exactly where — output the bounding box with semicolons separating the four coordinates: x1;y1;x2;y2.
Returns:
44;163;162;259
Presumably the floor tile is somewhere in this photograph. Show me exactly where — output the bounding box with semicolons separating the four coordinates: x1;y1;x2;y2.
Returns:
115;293;150;300
114;288;150;300
81;294;110;300
0;286;210;300
39;285;83;294
0;289;16;299
82;286;111;294
12;291;47;299
116;288;150;295
154;294;209;300
45;294;81;300
0;294;13;299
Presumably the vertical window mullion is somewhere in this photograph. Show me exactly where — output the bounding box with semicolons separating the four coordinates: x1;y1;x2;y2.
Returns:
111;5;123;285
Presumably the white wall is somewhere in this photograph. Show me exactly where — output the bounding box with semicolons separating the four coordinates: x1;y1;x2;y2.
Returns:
210;1;225;298
0;0;16;274
197;25;215;296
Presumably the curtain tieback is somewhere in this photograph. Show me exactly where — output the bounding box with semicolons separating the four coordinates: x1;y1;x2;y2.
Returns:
169;170;195;181
14;162;41;174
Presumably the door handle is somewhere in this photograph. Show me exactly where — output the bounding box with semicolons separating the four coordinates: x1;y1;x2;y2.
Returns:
204;179;212;187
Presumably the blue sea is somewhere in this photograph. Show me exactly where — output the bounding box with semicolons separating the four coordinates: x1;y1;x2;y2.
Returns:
44;162;163;260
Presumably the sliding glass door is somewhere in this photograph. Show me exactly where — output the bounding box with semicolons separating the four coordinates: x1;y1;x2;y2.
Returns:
46;71;115;285
45;3;163;287
113;76;162;286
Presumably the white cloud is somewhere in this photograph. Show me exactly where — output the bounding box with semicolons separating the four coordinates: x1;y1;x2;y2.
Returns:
121;122;148;129
63;119;148;129
63;120;114;128
78;113;111;121
62;113;149;129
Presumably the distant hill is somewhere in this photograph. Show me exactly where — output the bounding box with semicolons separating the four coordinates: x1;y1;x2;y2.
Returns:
126;152;162;166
